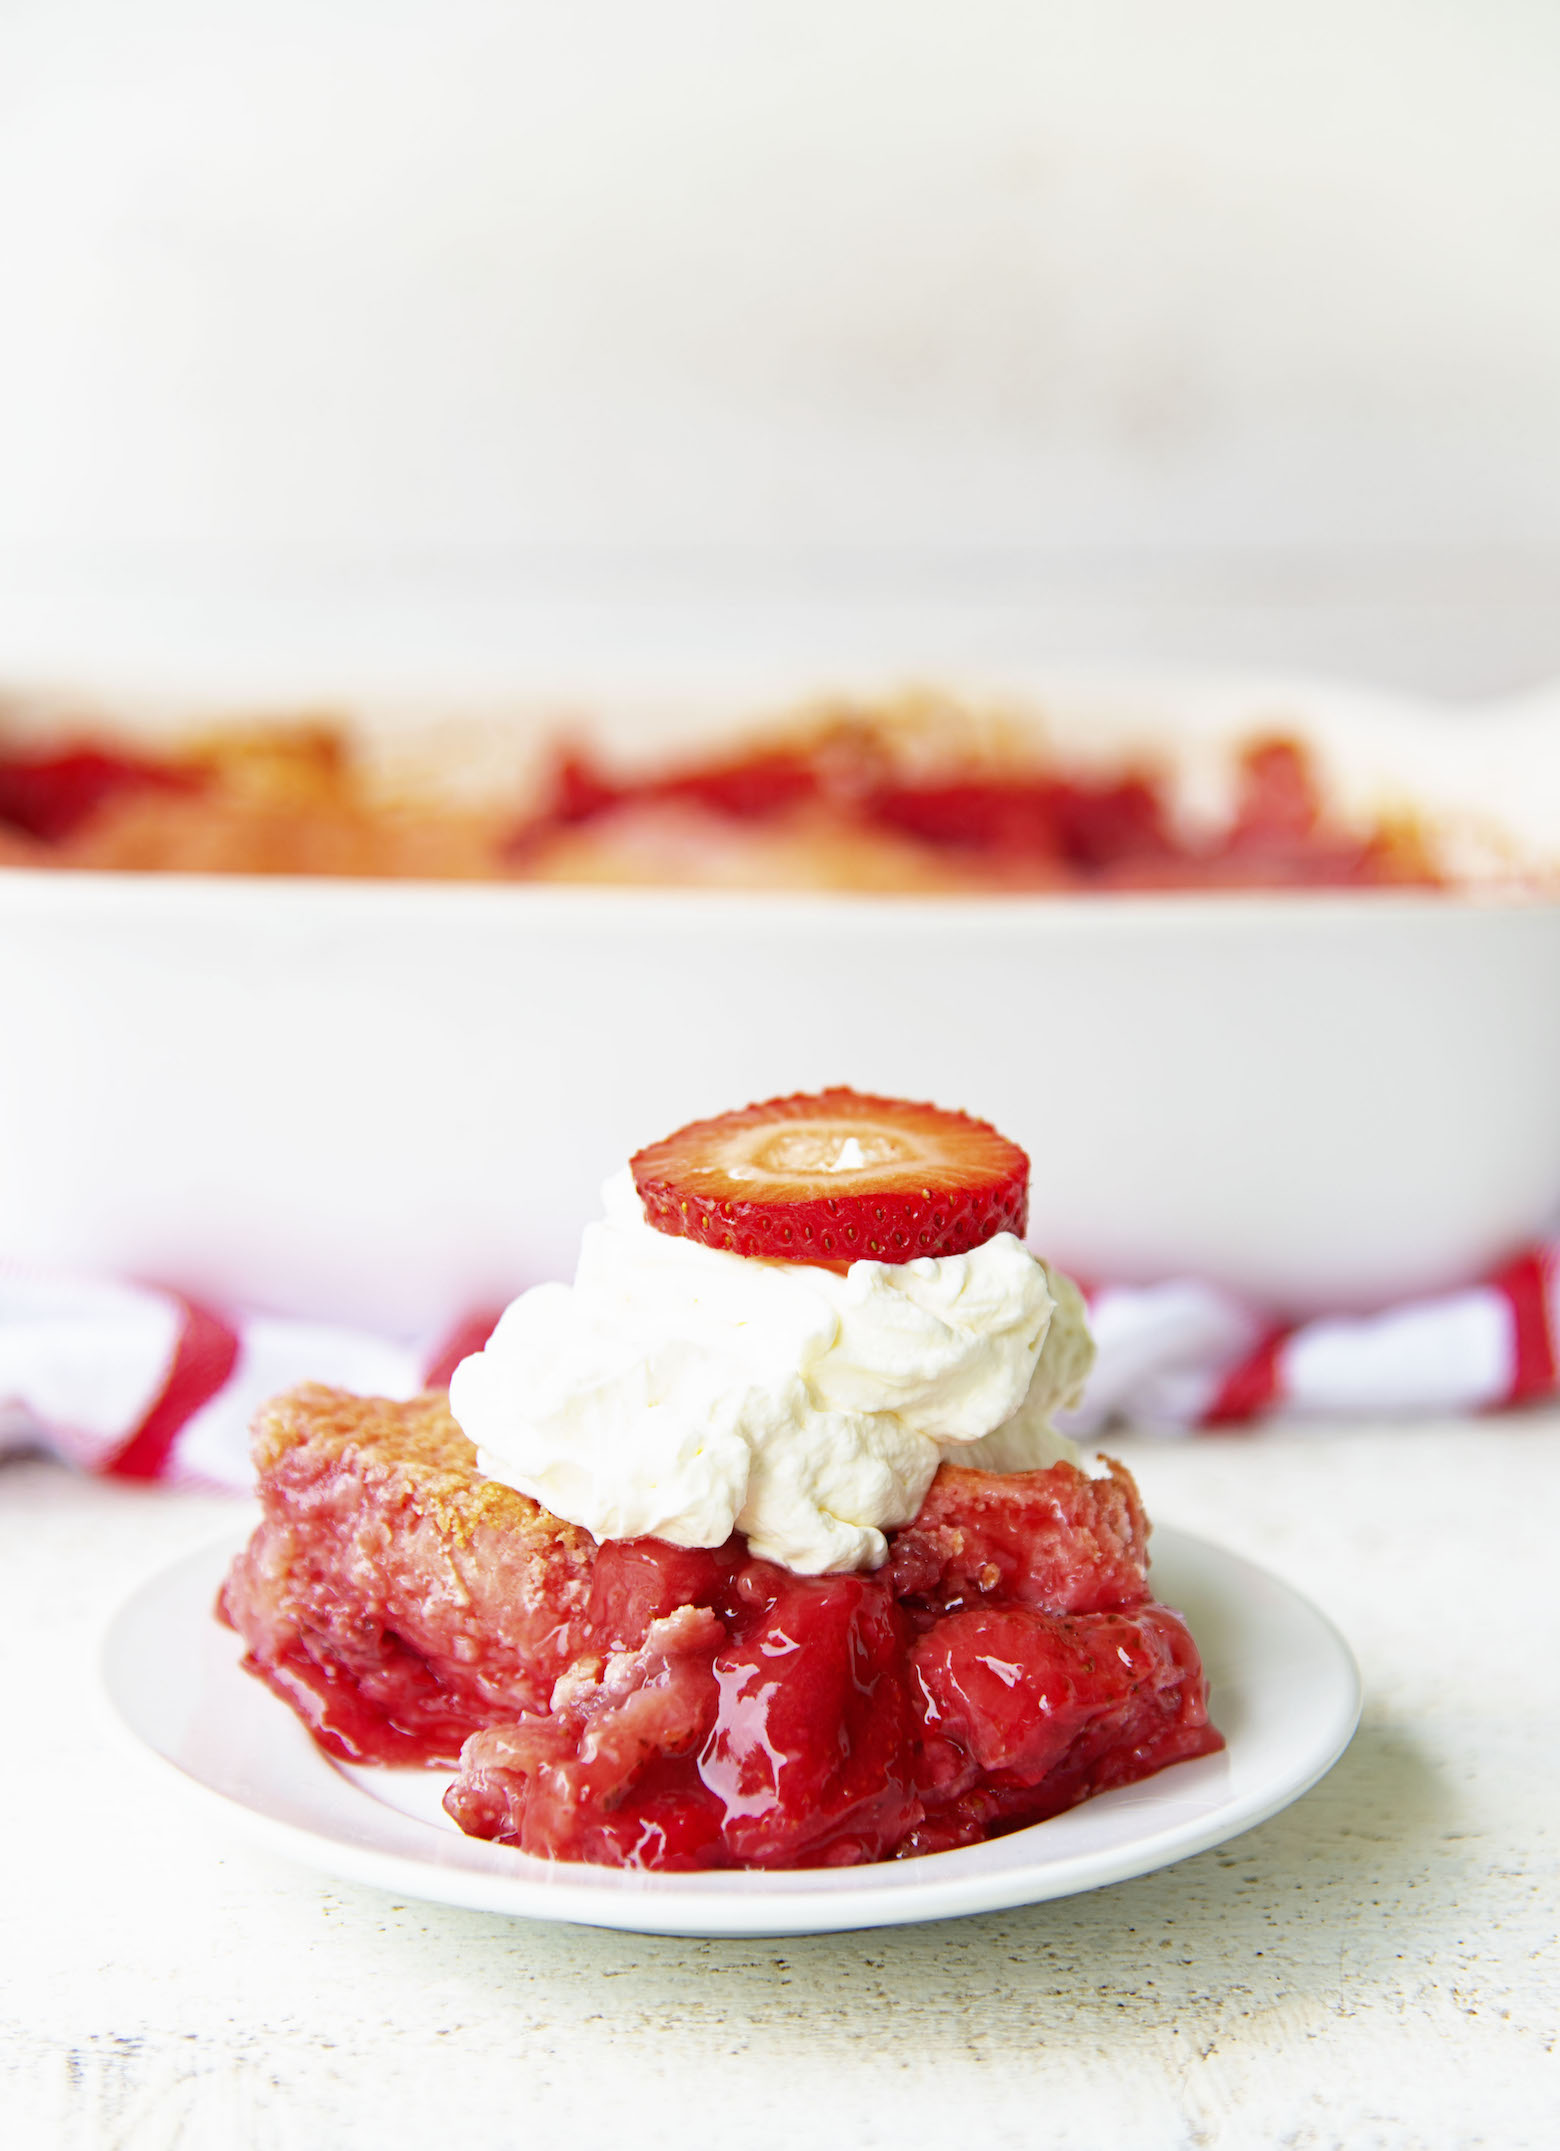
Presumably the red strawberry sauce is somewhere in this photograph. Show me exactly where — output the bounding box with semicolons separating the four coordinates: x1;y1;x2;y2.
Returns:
512;730;1436;890
0;740;198;842
258;1461;1222;1870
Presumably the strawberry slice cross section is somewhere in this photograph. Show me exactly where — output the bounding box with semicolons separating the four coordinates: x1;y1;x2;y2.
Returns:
630;1088;1030;1264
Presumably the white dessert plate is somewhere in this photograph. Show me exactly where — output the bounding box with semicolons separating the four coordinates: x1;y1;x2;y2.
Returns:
103;1524;1360;1937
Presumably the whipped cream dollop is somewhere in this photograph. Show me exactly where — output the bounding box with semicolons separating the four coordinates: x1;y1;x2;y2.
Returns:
450;1171;1094;1575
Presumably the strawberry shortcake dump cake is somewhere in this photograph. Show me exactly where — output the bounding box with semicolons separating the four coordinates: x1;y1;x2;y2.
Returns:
220;1091;1222;1870
2;701;1437;890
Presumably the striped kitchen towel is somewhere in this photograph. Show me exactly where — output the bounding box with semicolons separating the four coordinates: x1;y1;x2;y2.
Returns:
2;1246;1555;1493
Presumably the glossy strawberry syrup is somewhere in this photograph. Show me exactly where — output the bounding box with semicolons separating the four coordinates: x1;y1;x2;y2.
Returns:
244;1464;1222;1870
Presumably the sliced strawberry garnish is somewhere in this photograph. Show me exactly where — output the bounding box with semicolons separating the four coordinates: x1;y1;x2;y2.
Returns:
629;1087;1029;1264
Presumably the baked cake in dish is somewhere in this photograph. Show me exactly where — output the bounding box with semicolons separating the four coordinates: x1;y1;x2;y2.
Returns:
2;699;1437;890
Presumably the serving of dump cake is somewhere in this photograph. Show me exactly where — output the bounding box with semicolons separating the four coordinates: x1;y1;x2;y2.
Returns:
219;1090;1222;1871
1;698;1437;890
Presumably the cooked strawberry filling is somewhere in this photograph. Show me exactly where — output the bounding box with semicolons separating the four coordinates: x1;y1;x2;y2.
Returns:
220;1394;1221;1872
0;740;199;843
4;710;1441;889
445;1486;1219;1868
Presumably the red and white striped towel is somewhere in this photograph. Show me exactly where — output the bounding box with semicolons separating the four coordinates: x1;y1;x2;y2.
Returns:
4;1246;1557;1492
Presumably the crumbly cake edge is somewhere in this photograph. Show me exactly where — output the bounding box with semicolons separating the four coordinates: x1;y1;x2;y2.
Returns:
249;1381;596;1560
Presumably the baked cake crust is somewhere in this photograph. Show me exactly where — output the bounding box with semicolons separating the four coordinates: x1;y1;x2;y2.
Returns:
221;1385;599;1760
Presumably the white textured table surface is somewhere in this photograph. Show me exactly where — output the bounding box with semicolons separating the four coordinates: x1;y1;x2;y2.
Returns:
5;1422;1558;2151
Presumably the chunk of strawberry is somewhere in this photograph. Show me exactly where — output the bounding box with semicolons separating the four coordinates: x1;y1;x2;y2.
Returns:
886;1460;1150;1617
584;1536;738;1653
630;1087;1029;1263
909;1601;1220;1832
0;741;198;843
697;1563;923;1866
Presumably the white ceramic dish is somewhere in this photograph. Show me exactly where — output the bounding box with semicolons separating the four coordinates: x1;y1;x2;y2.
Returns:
103;1524;1361;1938
3;669;1559;1327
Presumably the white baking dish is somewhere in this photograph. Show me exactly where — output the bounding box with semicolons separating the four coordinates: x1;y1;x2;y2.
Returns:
2;670;1556;1330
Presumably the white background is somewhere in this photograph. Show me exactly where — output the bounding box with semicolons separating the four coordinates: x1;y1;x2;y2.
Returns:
2;1;1559;697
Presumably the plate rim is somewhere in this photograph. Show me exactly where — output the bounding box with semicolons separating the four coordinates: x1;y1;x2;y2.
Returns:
102;1525;1362;1938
